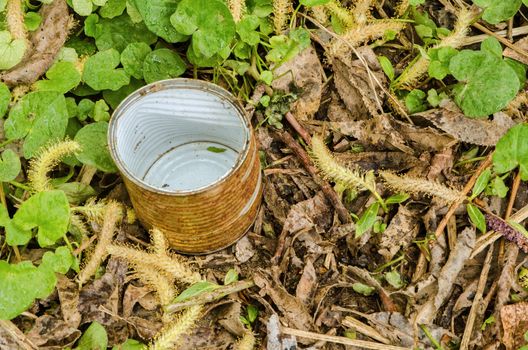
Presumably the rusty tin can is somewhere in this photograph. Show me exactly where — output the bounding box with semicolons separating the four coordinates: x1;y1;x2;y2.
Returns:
108;79;262;254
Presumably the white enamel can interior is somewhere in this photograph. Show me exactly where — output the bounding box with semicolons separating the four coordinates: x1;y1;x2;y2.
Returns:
110;80;249;193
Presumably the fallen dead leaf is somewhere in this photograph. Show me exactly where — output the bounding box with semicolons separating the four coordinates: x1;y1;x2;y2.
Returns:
501;302;528;350
56;275;82;329
378;205;421;261
26;315;81;349
295;259;318;307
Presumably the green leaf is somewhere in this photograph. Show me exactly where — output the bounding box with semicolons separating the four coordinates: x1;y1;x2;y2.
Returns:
126;0;143;23
247;305;258;323
481;315;495;331
493;124;528;180
410;0;426;5
352;282;375;296
86;14;157;52
237;15;260;46
112;339;147;350
174;281;220;302
384;271;404;289
207;146;226;153
472;0;522;24
427;89;448;107
24;12;42;31
131;0;188;43
0;149;20;182
142;48;186;83
121;42;152;79
405;89;427;114
428;46;457;80
40;246;74;274
99;0;126;18
260;70;273;85
356;202;380;238
470;168;491;200
0;31;27;70
72;0;93;16
385;193;410;205
77;98;95;121
4;91;69;158
223;268;238;285
33;61;82;94
75;322;108;350
0;82;10;118
467;203;486;233
266;28;310;65
378;56;394;81
11;190;70;247
0;260;56;320
507;220;528;238
449;49;519;118
56;182;96;204
102;78;144;109
487;176;509;198
74;121;118;173
170;0;235;58
83;49;130;91
481;36;503;58
93;100;110;122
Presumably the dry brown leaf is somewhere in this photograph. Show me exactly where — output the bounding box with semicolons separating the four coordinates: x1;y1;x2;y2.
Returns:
0;320;37;350
217;302;246;337
56;275;81;329
334;151;426;172
123;284;158;318
414;106;515;146
272;46;324;120
0;0;72;87
501;302;528;349
282;191;332;235
26;315;81;349
254;271;317;333
378;206;421;261
327;93;358;122
295;259;318;307
504;36;528;65
235;235;255;263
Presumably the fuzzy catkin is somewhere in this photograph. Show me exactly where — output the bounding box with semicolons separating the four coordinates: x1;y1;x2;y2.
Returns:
6;0;28;47
28;140;81;192
134;264;176;308
78;202;122;284
310;135;371;192
228;0;246;22
235;331;256;350
352;0;372;25
149;305;203;350
150;228;168;257
380;171;464;204
106;244;201;284
272;0;292;33
324;0;355;29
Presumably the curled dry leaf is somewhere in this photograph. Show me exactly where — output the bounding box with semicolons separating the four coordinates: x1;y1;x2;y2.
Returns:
295;259;318;307
414;105;515;146
272;46;324;120
0;0;72;87
334;151;426;172
122;283;158;318
504;35;528;65
56;275;81;329
26;315;81;349
415;227;476;324
378;206;421;261
501;302;528;349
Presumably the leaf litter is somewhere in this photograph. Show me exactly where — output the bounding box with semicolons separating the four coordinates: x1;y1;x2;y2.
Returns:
2;0;528;349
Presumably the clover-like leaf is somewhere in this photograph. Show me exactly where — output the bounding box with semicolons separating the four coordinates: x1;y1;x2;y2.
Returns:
74;121;118;172
99;0;126;18
265;28;310;65
428;46;457;80
131;0;188;43
33;61;82;94
4;91;69;158
170;0;235;58
10;190;70;247
0;82;11;118
121;42;152;79
83;49;130;91
0;261;56;320
85;14;157;52
0;149;21;182
143;48;187;83
449;49;519;118
493;123;528;180
0;31;27;70
40;246;74;275
473;0;522;24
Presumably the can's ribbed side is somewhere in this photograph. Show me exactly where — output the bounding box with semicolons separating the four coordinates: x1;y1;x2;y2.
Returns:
124;134;262;254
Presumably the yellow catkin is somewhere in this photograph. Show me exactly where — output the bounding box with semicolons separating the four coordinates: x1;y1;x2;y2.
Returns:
6;0;29;50
70;213;90;237
329;20;406;57
235;331;256;350
379;171;464;204
310;135;372;193
150;228;168;257
72;198;109;224
324;0;355;29
394;7;474;90
78;202;123;285
133;264;176;320
228;0;246;22
396;0;409;17
106;244;201;285
272;0;292;33
352;0;373;25
311;6;328;24
149;305;203;350
28;140;82;192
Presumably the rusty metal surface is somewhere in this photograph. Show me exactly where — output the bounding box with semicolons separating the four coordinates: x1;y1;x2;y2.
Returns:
108;79;262;254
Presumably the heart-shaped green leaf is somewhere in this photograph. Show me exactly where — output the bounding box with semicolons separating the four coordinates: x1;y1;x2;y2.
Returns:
131;0;188;43
33;61;82;94
493;123;528;180
121;42;152;79
473;0;522;24
142;48;186;83
0;149;21;182
0;31;27;70
74;121;118;172
83;49;130;91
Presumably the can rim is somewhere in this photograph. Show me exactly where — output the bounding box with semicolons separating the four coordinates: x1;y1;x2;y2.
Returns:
108;78;252;196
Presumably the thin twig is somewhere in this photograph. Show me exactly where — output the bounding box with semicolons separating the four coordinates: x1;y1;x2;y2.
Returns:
505;171;521;220
462;25;528;46
472;22;528;60
460;243;494;350
280;327;410;350
432;153;493;244
0;320;37;350
285;112;311;145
